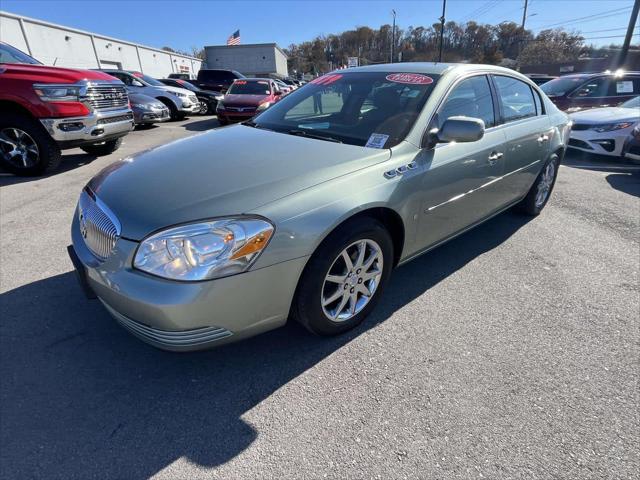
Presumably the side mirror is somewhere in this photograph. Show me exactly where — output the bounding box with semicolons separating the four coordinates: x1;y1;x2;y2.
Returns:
131;80;144;87
426;116;485;147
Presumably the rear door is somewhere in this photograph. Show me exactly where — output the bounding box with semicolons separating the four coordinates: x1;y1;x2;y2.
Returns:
492;75;552;201
417;74;507;248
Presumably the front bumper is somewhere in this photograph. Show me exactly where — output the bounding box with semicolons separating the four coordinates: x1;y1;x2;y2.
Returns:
568;128;629;157
217;110;257;123
70;212;308;351
40;108;134;148
133;107;170;124
178;98;201;113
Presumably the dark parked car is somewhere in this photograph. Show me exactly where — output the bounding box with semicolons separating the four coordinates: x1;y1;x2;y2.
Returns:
622;123;640;163
195;69;245;93
525;74;558;86
168;73;195;81
128;93;170;126
216;78;283;124
541;71;640;111
159;78;220;114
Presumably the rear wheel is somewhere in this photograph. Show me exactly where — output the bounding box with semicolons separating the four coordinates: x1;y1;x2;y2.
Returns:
517;152;560;216
0;112;61;176
292;218;393;336
80;138;123;156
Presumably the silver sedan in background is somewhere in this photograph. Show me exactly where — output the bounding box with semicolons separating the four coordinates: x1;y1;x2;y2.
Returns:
69;63;570;351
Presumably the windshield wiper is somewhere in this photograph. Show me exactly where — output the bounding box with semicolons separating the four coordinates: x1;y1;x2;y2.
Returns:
285;129;342;143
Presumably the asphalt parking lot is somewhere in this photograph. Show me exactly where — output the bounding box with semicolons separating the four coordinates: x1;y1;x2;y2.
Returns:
1;116;638;479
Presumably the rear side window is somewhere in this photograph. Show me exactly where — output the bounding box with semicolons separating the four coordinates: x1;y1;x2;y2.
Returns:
607;76;640;97
532;88;544;114
437;75;496;128
493;76;536;122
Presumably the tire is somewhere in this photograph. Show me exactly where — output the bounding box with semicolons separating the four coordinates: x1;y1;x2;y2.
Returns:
217;117;228;126
0;112;61;176
159;98;181;120
80;138;123;156
517;152;560;216
291;217;394;336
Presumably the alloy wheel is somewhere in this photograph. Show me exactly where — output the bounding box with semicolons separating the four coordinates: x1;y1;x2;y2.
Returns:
535;160;556;208
0;128;39;168
321;239;384;322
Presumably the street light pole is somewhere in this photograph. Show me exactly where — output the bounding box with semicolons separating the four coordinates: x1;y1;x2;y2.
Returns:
391;10;396;63
438;0;447;62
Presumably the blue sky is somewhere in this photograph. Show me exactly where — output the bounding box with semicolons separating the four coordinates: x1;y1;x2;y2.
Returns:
1;0;637;51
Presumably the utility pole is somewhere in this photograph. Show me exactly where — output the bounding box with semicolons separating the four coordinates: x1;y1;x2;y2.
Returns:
521;0;528;30
391;10;397;63
517;0;529;68
438;0;447;62
617;0;640;68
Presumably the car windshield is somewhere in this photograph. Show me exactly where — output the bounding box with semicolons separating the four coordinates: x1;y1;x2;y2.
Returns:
541;76;590;97
133;73;165;87
228;80;271;95
621;96;640;109
250;71;440;148
0;43;41;65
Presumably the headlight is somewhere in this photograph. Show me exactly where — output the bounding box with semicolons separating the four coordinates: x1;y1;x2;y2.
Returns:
592;122;634;132
133;217;274;281
33;84;81;102
171;91;187;98
131;103;148;109
256;102;271;111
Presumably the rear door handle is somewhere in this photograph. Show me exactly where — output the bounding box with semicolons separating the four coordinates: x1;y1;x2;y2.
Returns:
488;152;503;165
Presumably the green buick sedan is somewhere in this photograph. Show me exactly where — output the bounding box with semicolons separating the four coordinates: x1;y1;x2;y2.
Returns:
69;63;571;351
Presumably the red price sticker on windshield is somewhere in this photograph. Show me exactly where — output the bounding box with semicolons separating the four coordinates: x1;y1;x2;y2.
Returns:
234;80;247;84
386;73;433;85
310;74;343;86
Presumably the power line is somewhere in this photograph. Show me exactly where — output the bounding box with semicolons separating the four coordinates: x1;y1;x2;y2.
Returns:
533;6;631;29
582;33;639;41
579;27;633;34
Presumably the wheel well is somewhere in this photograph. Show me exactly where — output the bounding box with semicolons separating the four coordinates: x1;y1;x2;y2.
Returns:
156;96;177;110
0;100;36;119
332;207;405;268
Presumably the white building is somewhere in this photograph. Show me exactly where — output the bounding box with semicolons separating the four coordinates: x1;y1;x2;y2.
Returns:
0;11;202;78
204;43;288;78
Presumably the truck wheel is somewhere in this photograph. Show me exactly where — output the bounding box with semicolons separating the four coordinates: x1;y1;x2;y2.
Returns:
0;112;61;176
80;138;123;156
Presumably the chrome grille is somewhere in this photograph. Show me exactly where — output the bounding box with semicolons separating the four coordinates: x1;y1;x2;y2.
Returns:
84;84;128;111
571;123;590;131
78;189;121;260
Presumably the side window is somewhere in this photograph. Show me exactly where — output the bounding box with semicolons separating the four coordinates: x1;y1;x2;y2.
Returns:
532;87;544;115
607;77;640;97
571;77;607;98
437;75;495;128
493;76;536;122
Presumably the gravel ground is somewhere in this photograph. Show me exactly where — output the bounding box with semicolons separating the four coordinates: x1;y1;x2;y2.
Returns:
1;117;638;479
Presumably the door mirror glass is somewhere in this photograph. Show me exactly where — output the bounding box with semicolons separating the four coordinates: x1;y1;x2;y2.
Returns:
435;116;485;144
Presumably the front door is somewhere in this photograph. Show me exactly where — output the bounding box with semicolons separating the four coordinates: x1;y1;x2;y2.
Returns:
416;74;507;250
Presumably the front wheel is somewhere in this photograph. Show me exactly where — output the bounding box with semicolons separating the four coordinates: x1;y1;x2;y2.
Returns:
292;217;394;336
0;112;61;176
80;138;123;156
517;152;560;216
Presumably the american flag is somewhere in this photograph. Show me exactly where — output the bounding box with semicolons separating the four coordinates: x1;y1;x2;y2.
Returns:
227;30;241;46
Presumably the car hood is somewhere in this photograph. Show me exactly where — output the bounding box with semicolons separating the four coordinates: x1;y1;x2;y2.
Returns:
223;94;269;106
0;63;118;83
159;85;195;96
569;107;638;124
88;125;390;240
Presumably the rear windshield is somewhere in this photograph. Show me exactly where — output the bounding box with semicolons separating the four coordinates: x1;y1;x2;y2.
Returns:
252;71;440;148
541;76;590;97
228;80;272;95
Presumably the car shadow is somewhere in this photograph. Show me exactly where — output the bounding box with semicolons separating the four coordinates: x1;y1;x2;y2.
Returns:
0;153;98;186
606;172;640;197
183;117;222;131
562;150;640;172
0;211;530;478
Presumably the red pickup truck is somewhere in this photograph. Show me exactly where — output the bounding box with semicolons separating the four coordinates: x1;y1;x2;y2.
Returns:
0;42;134;176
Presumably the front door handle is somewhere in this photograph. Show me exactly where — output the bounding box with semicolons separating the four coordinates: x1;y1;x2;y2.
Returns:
488;151;503;165
537;134;549;143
